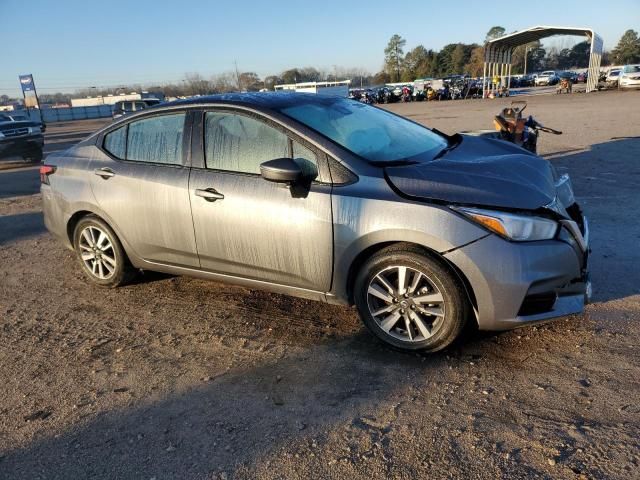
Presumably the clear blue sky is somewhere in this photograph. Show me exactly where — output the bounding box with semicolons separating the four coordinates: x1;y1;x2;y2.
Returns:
1;0;638;96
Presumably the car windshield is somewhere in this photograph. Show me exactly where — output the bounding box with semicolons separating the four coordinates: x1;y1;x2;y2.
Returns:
278;98;447;163
623;65;640;73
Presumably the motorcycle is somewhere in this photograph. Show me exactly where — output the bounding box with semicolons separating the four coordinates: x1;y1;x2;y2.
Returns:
492;101;562;154
401;86;413;102
359;91;376;104
556;77;572;94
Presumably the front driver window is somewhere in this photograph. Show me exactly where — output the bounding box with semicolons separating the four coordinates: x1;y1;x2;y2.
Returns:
204;112;288;174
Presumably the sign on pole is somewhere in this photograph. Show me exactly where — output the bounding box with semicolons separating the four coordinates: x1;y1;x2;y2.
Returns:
19;74;41;109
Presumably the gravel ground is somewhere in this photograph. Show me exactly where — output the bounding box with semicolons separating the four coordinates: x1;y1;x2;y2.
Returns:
0;91;639;479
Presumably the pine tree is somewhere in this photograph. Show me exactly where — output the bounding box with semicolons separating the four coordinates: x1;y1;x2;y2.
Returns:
611;30;640;64
384;35;407;82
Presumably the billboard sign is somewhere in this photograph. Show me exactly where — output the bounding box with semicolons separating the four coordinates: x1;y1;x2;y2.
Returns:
19;74;35;93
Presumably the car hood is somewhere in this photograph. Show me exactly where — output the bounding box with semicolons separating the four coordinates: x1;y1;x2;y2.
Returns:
0;120;41;131
385;134;558;211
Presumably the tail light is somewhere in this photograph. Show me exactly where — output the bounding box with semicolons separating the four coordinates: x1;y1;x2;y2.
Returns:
39;165;56;185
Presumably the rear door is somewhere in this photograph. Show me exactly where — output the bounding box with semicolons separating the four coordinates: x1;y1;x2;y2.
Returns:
90;110;198;267
188;108;333;291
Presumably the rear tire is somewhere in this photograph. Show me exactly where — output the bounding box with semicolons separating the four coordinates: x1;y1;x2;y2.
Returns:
354;245;468;352
25;146;43;163
73;216;136;287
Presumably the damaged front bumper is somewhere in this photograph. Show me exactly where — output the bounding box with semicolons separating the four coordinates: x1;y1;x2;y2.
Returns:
444;210;590;331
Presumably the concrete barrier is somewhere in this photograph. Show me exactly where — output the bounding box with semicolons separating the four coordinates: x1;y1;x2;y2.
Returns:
38;105;113;123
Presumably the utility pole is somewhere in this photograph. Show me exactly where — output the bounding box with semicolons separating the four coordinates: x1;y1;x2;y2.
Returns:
234;61;241;91
524;46;532;75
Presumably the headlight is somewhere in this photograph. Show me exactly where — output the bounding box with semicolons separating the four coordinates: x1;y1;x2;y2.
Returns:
0;131;4;139
453;207;558;241
28;126;41;134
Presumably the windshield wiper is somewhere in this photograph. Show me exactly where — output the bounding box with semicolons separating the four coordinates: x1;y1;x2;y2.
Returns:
371;159;420;167
433;133;462;160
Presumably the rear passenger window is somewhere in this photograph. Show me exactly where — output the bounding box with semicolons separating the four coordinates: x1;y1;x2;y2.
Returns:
204;112;288;174
102;113;186;164
103;126;127;158
127;114;186;165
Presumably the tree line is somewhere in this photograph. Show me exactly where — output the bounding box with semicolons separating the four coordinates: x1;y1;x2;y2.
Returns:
381;27;640;82
2;27;639;105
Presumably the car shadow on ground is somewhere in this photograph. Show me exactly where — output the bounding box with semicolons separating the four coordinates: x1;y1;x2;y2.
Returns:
0;212;45;245
552;136;640;303
128;269;176;285
0;330;501;480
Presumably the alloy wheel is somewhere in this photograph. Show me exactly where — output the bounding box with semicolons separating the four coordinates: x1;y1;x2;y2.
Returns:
367;265;445;342
78;226;117;280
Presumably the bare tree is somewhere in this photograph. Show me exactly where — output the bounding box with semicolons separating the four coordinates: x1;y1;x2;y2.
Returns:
183;73;212;96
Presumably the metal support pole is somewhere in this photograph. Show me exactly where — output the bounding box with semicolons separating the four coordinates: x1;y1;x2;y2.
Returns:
498;51;503;93
507;50;512;92
482;57;487;98
492;60;497;95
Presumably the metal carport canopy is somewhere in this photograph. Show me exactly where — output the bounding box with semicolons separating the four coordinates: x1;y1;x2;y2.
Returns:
483;25;603;96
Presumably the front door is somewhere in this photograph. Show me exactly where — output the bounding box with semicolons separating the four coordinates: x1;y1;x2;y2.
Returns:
189;110;333;291
90;111;198;267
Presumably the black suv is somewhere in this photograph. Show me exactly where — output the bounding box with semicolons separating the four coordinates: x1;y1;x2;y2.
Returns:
112;98;161;119
0;113;44;162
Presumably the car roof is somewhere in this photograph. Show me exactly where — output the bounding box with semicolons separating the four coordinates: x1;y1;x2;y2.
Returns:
164;92;347;111
92;92;356;138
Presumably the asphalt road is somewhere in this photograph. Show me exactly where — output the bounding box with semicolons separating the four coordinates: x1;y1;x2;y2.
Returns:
42;118;109;156
0;166;39;199
1;91;639;480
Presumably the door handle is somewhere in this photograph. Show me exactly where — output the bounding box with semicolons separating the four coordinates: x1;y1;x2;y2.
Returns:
195;188;224;202
94;167;115;179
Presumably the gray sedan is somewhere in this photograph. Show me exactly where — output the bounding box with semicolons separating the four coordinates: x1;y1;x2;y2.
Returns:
41;93;590;352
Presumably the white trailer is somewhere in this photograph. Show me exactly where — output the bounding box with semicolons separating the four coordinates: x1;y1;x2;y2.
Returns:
70;93;142;107
274;80;351;97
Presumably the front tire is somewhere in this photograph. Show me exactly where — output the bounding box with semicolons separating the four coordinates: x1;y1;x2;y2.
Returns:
354;246;468;352
73;216;135;287
24;145;43;163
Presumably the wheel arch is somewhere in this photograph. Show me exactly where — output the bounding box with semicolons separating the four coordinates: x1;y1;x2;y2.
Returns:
65;209;140;267
66;210;95;245
344;241;478;325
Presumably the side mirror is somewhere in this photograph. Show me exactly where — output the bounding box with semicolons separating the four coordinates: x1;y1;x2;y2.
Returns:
260;158;302;184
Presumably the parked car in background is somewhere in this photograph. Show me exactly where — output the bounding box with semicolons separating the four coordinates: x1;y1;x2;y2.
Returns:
606;68;622;86
0;113;45;161
619;64;640;89
518;75;535;87
112;98;161;119
576;71;588;83
41;93;590;353
535;71;559;86
376;87;398;104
